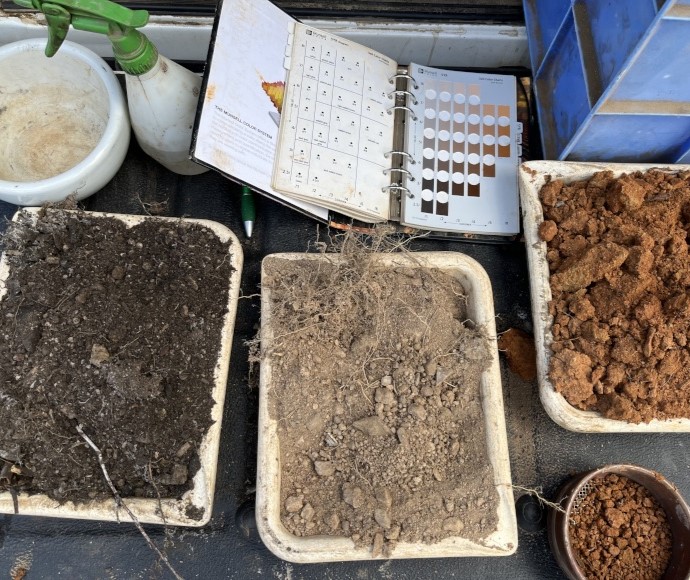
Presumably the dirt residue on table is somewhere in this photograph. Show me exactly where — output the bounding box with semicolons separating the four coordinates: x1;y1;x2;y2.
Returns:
539;169;690;422
0;210;234;505
262;248;499;557
569;473;672;580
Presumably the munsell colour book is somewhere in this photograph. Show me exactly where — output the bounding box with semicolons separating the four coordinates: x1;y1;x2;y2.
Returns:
191;0;522;236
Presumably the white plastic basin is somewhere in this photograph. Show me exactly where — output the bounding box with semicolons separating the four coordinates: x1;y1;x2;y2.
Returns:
0;39;130;205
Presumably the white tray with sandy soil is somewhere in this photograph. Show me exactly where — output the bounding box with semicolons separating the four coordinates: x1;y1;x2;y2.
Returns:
256;250;517;562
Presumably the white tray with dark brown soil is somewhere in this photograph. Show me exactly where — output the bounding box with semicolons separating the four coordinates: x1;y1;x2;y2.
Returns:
256;250;517;562
520;161;690;432
0;208;243;525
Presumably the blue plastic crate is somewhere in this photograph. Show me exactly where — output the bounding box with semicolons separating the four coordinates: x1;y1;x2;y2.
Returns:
524;0;690;162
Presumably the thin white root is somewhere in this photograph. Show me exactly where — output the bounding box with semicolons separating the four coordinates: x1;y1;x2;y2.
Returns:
512;484;566;514
76;424;185;580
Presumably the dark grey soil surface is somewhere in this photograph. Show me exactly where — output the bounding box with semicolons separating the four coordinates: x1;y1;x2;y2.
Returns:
0;209;235;505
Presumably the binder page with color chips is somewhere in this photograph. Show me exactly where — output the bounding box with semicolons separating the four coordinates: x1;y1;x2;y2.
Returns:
402;64;520;235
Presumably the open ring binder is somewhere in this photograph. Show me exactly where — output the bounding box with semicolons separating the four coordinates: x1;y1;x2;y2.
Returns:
221;11;521;235
386;105;417;121
387;90;419;105
383;167;414;181
388;72;419;90
384;151;416;164
382;183;413;199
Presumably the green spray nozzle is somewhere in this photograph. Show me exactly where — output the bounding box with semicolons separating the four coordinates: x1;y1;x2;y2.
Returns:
14;0;158;75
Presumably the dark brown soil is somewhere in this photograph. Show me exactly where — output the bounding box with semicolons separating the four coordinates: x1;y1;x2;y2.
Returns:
0;209;235;506
569;473;672;580
262;250;499;557
539;169;690;422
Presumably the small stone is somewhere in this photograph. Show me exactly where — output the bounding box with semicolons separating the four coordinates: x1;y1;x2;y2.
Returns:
353;416;390;437
285;495;303;513
75;290;89;304
397;427;409;446
89;344;110;367
442;517;465;534
45;256;60;265
435;366;451;385
375;387;396;406
176;442;191;458
376;487;393;509
325;512;340;531
314;460;335;477
371;532;384;558
408;404;427;421
424;360;438;376
385;525;400;541
380;375;393;387
300;503;315;521
374;507;392;529
445;499;455;513
111;265;125;280
159;463;188;486
342;485;365;509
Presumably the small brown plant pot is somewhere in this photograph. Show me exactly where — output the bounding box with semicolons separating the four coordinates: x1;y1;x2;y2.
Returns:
547;464;690;580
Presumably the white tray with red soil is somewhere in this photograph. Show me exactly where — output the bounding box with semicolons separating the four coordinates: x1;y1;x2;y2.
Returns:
256;251;517;562
520;161;690;432
0;208;243;525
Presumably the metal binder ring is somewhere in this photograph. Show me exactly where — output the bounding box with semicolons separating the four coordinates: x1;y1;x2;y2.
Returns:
383;150;416;165
383;167;415;181
388;72;419;90
386;105;418;121
382;183;414;199
387;90;418;105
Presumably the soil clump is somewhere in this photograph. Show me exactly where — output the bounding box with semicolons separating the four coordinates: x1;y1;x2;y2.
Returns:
539;169;690;422
569;473;672;580
262;246;499;556
0;210;234;506
498;327;537;381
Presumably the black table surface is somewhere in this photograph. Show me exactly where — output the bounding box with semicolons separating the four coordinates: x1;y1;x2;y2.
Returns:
1;141;689;580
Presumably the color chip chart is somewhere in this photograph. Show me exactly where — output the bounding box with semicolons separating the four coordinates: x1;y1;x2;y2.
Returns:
402;64;521;235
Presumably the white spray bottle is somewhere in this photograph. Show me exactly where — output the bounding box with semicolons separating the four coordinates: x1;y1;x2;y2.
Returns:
19;0;208;176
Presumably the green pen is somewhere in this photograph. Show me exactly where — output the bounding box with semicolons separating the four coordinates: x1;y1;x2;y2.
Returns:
241;185;256;238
